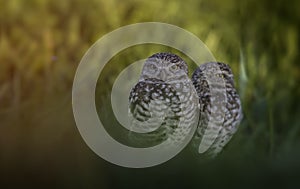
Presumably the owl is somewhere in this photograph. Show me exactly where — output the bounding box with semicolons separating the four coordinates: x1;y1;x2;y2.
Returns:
128;53;242;157
128;52;200;147
191;62;243;156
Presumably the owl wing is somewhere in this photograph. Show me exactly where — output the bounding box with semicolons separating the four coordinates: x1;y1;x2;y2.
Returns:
128;81;153;123
128;79;181;147
192;62;243;156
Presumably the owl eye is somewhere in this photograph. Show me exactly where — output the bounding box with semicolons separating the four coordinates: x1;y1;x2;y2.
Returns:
148;64;157;71
170;64;179;71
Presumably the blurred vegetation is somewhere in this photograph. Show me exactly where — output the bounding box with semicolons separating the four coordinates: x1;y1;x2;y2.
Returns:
0;0;300;188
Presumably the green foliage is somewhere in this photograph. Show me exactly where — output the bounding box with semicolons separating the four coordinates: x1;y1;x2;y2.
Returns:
0;0;300;188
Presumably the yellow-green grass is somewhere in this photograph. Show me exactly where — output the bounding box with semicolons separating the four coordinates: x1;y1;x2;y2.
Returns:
0;0;299;188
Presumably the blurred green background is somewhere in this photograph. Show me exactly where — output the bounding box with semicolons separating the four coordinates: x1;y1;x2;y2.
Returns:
1;0;300;188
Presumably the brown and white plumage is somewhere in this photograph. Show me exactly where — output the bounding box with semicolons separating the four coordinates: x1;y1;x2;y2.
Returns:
128;53;199;147
128;53;242;156
191;62;243;156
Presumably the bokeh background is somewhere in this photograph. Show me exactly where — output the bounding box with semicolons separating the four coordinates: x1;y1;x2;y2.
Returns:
1;0;300;188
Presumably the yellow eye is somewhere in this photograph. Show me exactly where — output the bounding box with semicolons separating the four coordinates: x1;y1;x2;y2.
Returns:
171;64;179;71
149;64;156;70
217;73;224;78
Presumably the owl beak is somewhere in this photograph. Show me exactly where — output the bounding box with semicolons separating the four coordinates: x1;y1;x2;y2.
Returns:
159;71;167;81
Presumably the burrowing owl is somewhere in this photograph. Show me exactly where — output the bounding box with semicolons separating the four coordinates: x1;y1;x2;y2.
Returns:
192;62;243;156
128;53;242;156
128;52;200;147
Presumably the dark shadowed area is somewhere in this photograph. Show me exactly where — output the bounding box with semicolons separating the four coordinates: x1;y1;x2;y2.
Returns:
1;0;300;188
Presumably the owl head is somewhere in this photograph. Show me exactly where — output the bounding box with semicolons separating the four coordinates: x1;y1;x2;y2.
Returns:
140;52;189;82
